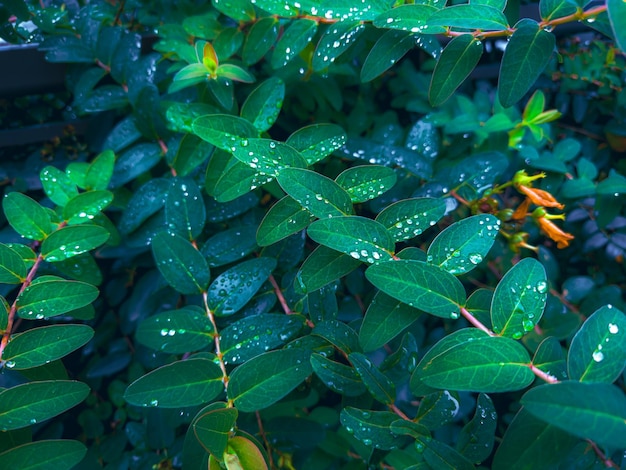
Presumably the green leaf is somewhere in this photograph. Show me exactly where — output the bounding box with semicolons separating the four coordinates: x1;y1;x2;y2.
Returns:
216;64;255;83
597;169;626;195
456;393;497;463
339;408;403;450
221;314;305;364
85;150;115;190
167;134;214;177
360;29;415;82
205;150;269;202
278;168;354;218
360;292;422;352
308;216;395;264
335;165;397;203
165;178;206;240
257;196;315;247
16;280;99;319
498;19;556;107
194;407;239;460
427;214;500;275
270;19;317;69
2;193;53;241
492;408;580;470
208;257;276;316
228;349;312;412
136;306;214;354
232;139;308;176
0;381;89;431
430;35;483;106
41;225;110;262
376;197;446;242
296;246;362;292
312;21;366;71
416;328;534;392
118;178;169;235
62;190;113;225
242;17;279;65
533;337;568;382
3;325;94;370
0;296;8;331
202;226;258;267
0;242;27;284
420;437;475;470
373;5;444;34
0;440;87;470
567;305;626;383
40;166;79;207
365;260;466;319
240;77;285;132
427;5;509;30
415;390;460;430
349;352;396;404
65;162;89;189
310;353;367;396
286;123;347;166
608;0;626;52
251;0;299;16
521;382;626;449
192;114;259;151
110;143;163;188
491;258;548;339
124;358;224;408
312;320;360;354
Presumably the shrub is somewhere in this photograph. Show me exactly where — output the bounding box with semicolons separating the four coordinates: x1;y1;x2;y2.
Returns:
1;0;626;468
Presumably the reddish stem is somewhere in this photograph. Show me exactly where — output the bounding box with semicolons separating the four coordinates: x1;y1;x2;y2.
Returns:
202;292;229;389
528;364;559;384
269;274;293;315
460;307;495;336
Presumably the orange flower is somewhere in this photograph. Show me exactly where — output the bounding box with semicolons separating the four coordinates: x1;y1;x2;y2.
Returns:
512;198;531;220
516;185;565;209
536;217;575;248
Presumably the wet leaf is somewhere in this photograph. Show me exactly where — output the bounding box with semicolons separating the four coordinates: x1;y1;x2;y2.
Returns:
2;193;53;241
376;197;446;242
165;177;206;240
373;5;443;34
313;320;360;354
256;196;315;247
240;77;285;132
270;19;317;69
297;245;362;292
360;30;416;82
193;406;239;460
286;123;347;166
0;440;87;470
339;408;404;450
40;166;79;207
427;5;509;30
607;0;626;52
84;150;115;191
16;280;99;319
349;352;396;404
192;114;259;151
202;225;259;267
242;17;279;65
456;393;497;463
231;138;307;176
0;243;27;284
310;353;366;397
335;165;397;203
312;21;365;71
41;225;110;262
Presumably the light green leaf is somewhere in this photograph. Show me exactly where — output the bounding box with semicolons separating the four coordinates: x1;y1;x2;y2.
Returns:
373;5;444;34
308;216;395;264
85;150;115;190
0;243;27;284
361;29;415;82
208;257;276;316
429;35;483;106
0;440;87;470
312;21;366;71
212;0;255;20
193;407;239;460
228;349;313;412
256;196;315;247
349;352;396;404
427;214;500;275
242;17;279;65
165;177;206;240
365;260;466;319
62;190;113;225
270;19;317;69
567;305;626;383
491;258;548;339
427;5;509;30
0;381;89;431
231;139;308;176
521;382;626;449
40;166;79;207
286;123;347;165
597;169;626;196
3;325;94;370
124;359;224;408
152;231;210;295
278;168;354;218
339;408;404;450
240;77;285;132
608;0;626;52
41;225;110;262
16;280;99;319
498;19;555;107
192;114;259;151
136;306;214;354
376;197;446;242
416;328;534;392
296;245;362;292
310;354;366;396
216;63;255;83
335;165;397;203
2;193;53;241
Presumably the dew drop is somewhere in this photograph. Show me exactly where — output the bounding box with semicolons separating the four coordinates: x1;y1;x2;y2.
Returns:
592;350;604;362
608;323;619;334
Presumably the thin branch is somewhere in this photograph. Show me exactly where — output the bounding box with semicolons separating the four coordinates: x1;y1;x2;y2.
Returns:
269;274;293;315
588;439;619;468
460;307;495;336
255;411;275;469
529;364;559;384
202;292;229;390
389;403;410;421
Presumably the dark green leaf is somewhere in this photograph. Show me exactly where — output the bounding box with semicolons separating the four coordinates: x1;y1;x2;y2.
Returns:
2;193;53;241
232;139;307;176
0;243;27;284
308;216;395;264
491;258;548;339
165;178;206;240
416;391;461;430
312;320;360;354
208;257;276;316
193;407;239;460
257;196;315;247
361;29;415;82
41;225;110;262
416;329;534;392
110;143;163;188
521;382;626;449
608;0;626;51
242;17;279;65
539;0;576;21
420;437;475;470
427;214;500;275
40;166;79;207
498;19;555;107
202;226;259;267
167;134;214;178
430;35;483;106
3;325;94;370
0;381;89;431
427;5;509;30
349;352;396;404
296;246;362;292
0;440;87;470
124;359;224;408
312;21;366;71
339;408;403;450
228;349;312;412
456;393;497;463
533;337;568;382
335;165;397;203
597;169;626;196
152;231;210;295
365;260;466;319
16;280;99;319
567;305;626;383
373;5;444;34
240;77;285;132
192;114;259;151
310;353;366;397
136;306;214;354
278;168;354;218
205;150;268;202
286;123;347;166
212;0;255;21
376;197;445;242
270;19;317;69
221;314;305;364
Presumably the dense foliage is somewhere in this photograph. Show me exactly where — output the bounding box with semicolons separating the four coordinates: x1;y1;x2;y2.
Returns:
1;0;626;468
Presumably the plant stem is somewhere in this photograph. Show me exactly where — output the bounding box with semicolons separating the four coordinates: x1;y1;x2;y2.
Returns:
389;403;410;421
202;291;229;390
269;274;293;315
460;307;495;336
529;364;559;384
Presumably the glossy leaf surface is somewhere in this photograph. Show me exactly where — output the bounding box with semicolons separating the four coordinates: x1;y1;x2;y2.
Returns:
41;225;110;262
376;197;445;242
0;440;87;470
2;193;52;240
16;280;99;319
